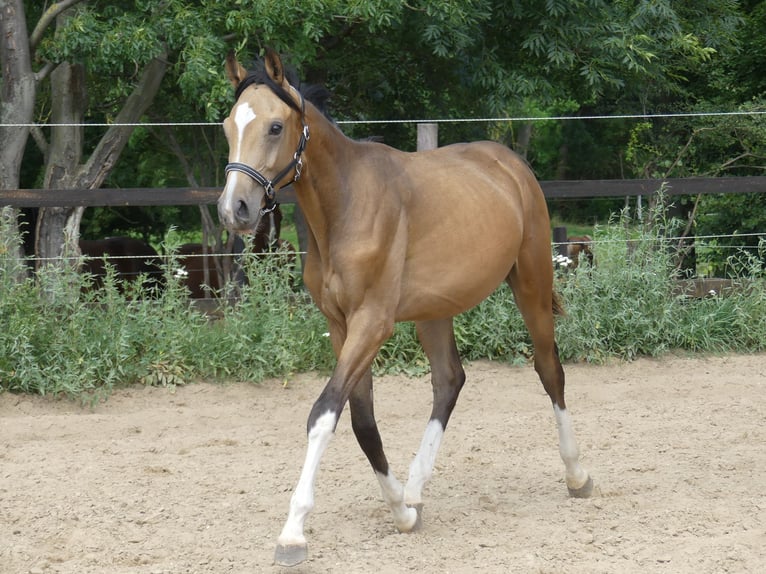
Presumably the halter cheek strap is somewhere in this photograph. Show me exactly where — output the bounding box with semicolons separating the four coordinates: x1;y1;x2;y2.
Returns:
225;94;310;216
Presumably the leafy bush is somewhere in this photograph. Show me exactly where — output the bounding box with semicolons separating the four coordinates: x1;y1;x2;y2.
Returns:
2;204;766;399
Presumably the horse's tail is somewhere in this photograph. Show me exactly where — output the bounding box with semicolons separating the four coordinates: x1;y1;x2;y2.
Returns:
552;290;566;317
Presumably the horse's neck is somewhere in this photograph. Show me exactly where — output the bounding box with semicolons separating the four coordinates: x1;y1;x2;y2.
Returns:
294;113;357;249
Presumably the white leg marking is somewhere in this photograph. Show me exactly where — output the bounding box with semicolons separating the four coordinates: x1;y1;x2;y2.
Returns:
276;410;336;548
553;405;590;490
376;471;418;532
404;419;444;506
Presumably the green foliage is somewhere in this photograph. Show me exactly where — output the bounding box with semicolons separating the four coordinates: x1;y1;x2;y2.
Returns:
621;99;766;275
21;0;759;242
729;1;766;99
7;1;766;396
4;205;766;399
456;288;531;364
0;222;334;398
555;210;682;361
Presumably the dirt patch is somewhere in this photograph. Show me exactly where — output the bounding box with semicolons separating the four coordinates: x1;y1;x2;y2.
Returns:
1;354;764;573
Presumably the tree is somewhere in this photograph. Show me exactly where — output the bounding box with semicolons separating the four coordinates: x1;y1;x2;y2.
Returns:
2;0;753;274
0;0;36;272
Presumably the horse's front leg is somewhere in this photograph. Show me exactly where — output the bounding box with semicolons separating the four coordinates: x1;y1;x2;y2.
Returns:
273;399;337;567
274;312;397;567
349;369;419;532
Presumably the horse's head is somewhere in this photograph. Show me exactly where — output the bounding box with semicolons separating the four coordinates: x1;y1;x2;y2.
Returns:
218;49;309;234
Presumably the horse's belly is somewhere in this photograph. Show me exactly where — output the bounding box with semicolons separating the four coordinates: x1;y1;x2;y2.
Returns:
395;248;515;321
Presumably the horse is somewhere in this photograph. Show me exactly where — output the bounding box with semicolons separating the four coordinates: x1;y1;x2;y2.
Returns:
79;236;164;296
217;49;593;566
174;205;296;299
174;242;224;299
567;235;594;269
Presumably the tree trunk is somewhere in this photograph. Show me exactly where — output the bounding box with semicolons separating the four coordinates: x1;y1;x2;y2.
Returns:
515;122;533;159
555;143;570;180
0;0;35;278
35;32;169;268
35;58;86;268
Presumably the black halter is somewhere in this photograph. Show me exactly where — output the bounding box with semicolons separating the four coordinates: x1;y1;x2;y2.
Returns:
225;92;310;215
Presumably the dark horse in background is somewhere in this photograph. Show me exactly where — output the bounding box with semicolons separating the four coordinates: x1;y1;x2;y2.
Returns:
217;49;593;566
79;236;164;296
175;204;296;299
78;205;294;300
567;235;594;269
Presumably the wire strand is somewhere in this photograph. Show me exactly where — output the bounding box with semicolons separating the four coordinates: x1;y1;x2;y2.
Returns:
3;109;766;129
21;231;764;264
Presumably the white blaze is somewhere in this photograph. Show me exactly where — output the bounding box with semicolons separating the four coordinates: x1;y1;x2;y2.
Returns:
220;102;257;219
233;102;257;161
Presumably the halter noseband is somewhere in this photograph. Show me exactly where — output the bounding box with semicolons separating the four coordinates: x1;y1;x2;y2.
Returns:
225;92;310;216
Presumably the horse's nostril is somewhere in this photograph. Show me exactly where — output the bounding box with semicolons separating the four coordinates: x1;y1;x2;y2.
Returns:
235;199;249;222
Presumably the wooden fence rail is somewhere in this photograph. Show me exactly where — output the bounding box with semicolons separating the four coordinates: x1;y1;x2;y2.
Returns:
2;176;766;208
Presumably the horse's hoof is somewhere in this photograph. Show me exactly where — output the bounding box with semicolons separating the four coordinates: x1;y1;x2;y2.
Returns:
406;503;424;532
274;543;308;567
567;475;594;499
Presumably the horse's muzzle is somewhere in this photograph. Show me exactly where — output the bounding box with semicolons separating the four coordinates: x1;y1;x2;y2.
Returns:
218;191;261;234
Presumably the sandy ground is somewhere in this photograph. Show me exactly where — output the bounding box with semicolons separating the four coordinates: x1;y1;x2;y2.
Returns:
1;354;764;574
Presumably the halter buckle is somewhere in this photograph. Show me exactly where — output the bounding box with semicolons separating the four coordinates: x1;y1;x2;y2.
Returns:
264;181;276;201
260;201;279;216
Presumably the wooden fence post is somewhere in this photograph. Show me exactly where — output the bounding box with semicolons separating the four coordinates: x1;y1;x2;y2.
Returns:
553;226;568;259
417;123;438;151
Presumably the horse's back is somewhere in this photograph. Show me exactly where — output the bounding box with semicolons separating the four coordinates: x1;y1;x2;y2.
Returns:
421;140;541;196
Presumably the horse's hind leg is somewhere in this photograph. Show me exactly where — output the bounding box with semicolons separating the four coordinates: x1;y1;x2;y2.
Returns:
349;368;419;532
403;318;466;517
506;261;593;498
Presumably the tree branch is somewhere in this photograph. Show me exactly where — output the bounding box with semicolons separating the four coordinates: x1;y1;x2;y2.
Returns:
77;50;169;190
1;0;36;190
157;124;200;187
35;60;55;83
662;127;714;178
30;125;49;158
30;0;84;52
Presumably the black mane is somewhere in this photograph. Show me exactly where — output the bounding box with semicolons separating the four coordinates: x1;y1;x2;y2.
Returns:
232;57;382;140
234;58;331;118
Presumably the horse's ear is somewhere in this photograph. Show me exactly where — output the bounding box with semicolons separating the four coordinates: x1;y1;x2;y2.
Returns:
225;51;248;89
264;48;285;85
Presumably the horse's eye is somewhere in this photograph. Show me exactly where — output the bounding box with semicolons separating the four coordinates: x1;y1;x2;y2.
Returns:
269;122;283;136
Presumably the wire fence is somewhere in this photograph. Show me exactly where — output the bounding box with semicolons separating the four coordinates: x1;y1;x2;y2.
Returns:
3;107;766;129
20;231;766;266
7;108;764;273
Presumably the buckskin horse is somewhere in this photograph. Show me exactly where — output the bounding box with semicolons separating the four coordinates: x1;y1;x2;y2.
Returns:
217;49;593;566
